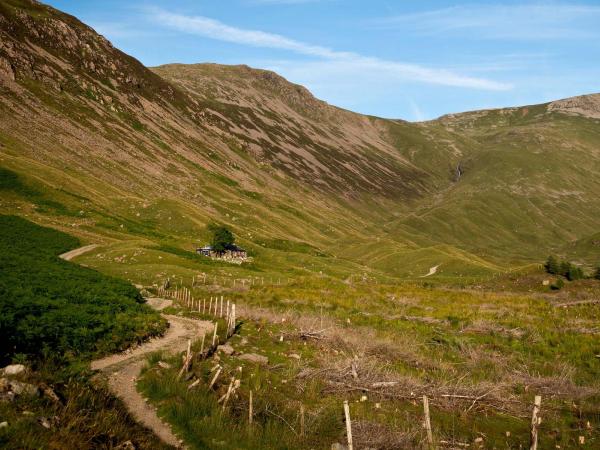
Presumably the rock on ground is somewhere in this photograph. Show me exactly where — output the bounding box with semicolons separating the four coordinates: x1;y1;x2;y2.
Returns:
238;353;268;365
217;344;235;355
2;364;26;376
9;380;39;397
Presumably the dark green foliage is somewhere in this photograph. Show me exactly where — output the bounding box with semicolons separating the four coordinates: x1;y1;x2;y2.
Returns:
559;261;571;277
544;255;559;275
551;278;564;290
208;223;235;252
595;266;600;281
0;215;165;364
544;256;584;281
566;264;584;281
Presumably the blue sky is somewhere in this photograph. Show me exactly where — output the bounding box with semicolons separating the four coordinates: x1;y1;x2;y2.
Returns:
46;0;600;120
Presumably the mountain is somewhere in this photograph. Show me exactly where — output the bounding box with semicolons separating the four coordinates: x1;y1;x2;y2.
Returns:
1;0;599;280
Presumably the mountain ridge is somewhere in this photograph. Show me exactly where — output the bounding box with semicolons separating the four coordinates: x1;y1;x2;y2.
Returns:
1;0;599;280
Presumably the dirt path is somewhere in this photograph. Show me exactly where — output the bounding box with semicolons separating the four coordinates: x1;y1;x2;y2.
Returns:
59;244;98;261
92;298;213;448
420;264;440;278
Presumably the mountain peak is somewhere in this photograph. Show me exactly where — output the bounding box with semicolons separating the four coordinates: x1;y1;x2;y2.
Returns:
547;93;600;119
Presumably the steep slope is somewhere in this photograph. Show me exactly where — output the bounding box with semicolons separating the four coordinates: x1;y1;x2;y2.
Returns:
0;0;599;280
399;103;600;264
0;0;398;258
152;63;429;199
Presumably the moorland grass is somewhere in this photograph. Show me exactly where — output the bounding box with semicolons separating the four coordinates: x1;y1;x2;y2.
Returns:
139;274;600;449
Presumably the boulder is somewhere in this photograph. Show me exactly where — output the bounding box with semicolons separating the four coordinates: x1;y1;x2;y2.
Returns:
0;421;7;429
2;364;26;376
238;353;268;365
217;344;234;355
9;380;39;397
331;444;347;450
115;440;136;450
0;57;15;81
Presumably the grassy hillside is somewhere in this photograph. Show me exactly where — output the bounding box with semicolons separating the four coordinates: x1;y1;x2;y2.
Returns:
0;214;169;449
0;214;165;364
0;0;598;284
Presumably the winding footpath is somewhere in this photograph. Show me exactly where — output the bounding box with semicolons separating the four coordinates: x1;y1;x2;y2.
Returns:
61;246;212;447
420;264;440;278
59;244;98;261
92;298;213;447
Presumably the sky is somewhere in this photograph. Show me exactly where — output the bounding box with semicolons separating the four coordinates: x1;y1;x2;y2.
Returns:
45;0;600;121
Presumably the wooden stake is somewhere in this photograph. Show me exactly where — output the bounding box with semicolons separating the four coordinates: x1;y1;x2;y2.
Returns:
220;296;224;317
300;404;305;437
178;339;192;379
343;400;353;450
530;395;542;450
200;334;205;356
249;390;253;425
209;297;213;315
423;395;433;449
229;303;236;337
208;367;222;390
212;322;219;347
218;377;235;404
220;377;238;410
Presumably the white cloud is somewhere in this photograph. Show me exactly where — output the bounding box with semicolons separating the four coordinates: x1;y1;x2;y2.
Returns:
88;22;152;39
373;3;600;40
248;0;329;4
409;99;426;122
147;8;512;91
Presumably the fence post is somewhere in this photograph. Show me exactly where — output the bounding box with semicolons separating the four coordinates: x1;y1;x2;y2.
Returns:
530;395;542;450
208;366;222;390
178;339;192;379
212;322;219;348
423;395;433;449
343;400;353;450
249;390;253;425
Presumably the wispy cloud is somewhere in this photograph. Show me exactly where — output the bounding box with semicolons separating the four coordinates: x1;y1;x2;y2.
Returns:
88;22;156;39
373;3;600;40
409;99;426;121
248;0;329;4
147;8;512;91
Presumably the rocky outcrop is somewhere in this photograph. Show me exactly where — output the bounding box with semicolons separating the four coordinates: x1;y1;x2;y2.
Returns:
0;56;14;81
548;94;600;119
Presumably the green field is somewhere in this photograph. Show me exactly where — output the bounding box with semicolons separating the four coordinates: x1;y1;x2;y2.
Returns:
134;275;600;449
